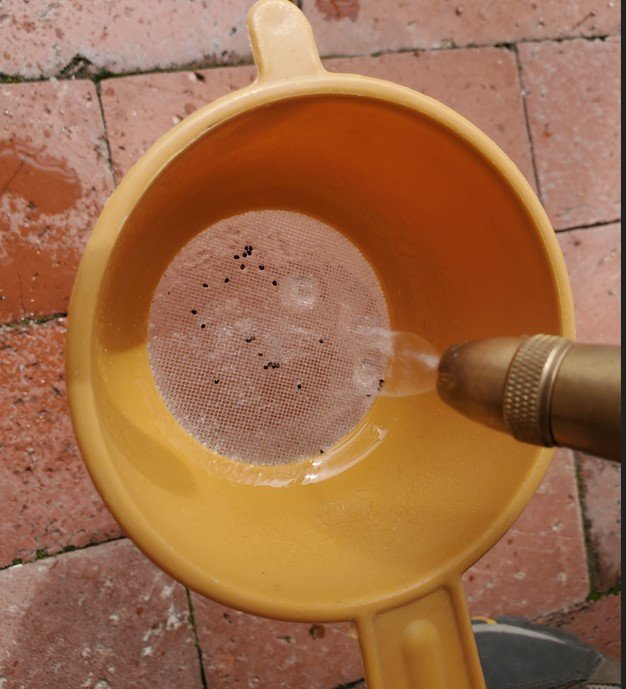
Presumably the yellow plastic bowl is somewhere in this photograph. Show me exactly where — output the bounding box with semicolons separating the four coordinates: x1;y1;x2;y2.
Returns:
66;2;574;688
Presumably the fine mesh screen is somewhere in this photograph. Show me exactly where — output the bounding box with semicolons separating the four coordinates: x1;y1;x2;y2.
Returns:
148;210;390;465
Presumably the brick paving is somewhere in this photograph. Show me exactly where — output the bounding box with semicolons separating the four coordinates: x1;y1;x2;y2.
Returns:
0;80;114;322
464;449;589;619
0;319;121;568
536;592;622;659
519;37;621;230
577;453;622;592
557;222;621;344
192;596;364;688
0;0;620;685
0;540;200;688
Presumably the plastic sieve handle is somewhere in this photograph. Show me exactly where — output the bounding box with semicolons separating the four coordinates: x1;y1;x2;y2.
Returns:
357;579;486;689
247;0;326;83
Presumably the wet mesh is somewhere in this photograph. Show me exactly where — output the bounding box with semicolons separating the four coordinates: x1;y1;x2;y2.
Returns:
148;210;390;465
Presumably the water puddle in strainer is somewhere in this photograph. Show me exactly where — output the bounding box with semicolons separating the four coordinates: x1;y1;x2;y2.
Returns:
148;210;439;468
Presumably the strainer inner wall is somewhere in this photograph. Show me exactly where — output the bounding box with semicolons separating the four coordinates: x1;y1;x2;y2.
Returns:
90;94;564;611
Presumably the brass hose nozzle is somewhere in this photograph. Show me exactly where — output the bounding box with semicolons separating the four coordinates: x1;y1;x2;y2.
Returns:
437;335;621;461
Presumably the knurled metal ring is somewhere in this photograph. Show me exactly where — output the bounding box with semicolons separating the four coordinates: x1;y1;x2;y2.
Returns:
503;334;573;447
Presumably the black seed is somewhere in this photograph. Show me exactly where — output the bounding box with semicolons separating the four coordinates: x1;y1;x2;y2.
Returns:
234;255;240;260
320;449;325;454
224;278;229;283
297;384;302;389
259;265;265;271
240;264;245;270
319;339;324;344
214;379;219;384
242;252;247;257
263;365;268;370
258;352;263;357
191;309;197;315
200;324;206;329
245;336;256;343
202;283;208;288
272;280;278;286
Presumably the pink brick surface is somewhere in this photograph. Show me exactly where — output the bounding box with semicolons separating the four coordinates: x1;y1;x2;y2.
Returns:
192;596;363;688
536;593;622;659
307;0;621;57
578;454;621;592
558;223;621;345
1;0;620;79
101;47;534;186
0;80;114;323
519;38;621;230
0;540;202;687
0;319;121;568
0;0;250;79
464;449;589;618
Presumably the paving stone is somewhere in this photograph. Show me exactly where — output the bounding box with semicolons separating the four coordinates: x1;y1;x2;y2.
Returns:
519;38;621;229
577;453;621;592
0;539;202;687
102;48;535;186
2;0;620;79
192;594;364;689
0;80;114;323
465;449;589;618
557;223;621;345
0;0;251;79
0;319;121;568
536;592;621;658
307;0;621;57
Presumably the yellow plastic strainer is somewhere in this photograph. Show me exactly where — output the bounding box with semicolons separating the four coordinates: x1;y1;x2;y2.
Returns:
65;2;574;688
